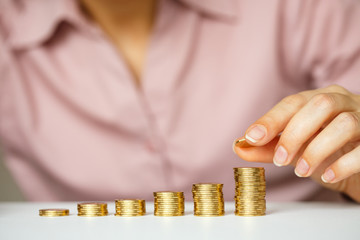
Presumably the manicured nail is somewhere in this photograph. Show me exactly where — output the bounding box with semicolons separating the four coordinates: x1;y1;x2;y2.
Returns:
295;158;310;177
321;169;335;183
273;146;288;166
245;125;267;143
233;138;253;149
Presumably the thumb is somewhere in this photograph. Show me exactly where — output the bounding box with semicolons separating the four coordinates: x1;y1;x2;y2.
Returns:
233;136;280;163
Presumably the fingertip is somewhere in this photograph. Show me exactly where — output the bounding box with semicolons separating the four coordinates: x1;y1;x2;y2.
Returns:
245;124;267;144
233;143;276;163
233;137;254;149
321;174;328;183
321;168;336;183
274;160;284;168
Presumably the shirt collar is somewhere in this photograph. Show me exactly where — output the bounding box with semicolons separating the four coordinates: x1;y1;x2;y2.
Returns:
7;0;89;50
6;0;239;50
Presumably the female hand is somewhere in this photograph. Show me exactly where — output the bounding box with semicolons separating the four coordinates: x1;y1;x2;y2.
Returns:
233;85;360;202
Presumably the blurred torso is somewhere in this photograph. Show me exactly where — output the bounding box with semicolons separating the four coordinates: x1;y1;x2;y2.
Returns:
0;0;346;201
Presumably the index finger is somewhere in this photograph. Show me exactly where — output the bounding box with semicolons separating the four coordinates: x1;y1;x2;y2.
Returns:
243;93;309;146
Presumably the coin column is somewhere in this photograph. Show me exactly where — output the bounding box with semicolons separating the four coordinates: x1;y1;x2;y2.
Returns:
192;183;225;216
233;167;266;216
39;209;69;217
153;192;185;216
77;202;108;217
115;199;146;216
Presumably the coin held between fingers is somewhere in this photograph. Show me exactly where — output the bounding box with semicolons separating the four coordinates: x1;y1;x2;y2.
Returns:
233;138;254;149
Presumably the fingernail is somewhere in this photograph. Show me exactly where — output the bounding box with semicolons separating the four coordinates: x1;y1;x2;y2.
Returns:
295;158;310;177
245;125;267;143
232;139;237;154
321;169;335;183
233;138;253;149
273;146;288;166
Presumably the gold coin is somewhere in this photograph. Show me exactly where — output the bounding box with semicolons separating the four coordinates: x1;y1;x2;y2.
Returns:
233;167;265;172
154;191;184;196
194;213;224;217
233;138;254;148
78;202;107;206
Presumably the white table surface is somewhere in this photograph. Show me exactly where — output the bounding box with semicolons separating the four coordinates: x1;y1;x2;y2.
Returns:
0;201;359;240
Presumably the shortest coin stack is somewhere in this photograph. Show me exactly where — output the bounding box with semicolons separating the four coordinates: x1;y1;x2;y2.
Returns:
77;202;108;217
115;199;146;216
234;167;266;216
192;183;225;217
153;192;185;216
39;209;69;217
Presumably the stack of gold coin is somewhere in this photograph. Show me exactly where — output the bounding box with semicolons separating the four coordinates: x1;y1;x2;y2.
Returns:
153;192;185;216
114;199;146;216
77;202;108;217
192;183;224;216
39;209;69;217
234;167;266;216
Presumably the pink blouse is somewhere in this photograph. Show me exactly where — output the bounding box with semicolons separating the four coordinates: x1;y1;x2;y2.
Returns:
1;0;360;201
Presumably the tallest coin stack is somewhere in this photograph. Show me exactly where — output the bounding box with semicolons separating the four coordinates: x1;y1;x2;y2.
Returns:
233;167;266;216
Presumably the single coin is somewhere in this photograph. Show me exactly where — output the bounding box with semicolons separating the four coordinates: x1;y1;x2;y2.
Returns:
233;138;254;148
